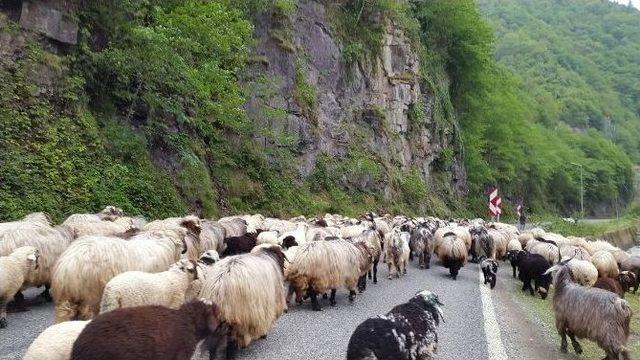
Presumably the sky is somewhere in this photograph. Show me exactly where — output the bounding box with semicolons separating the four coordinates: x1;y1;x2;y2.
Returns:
610;0;640;9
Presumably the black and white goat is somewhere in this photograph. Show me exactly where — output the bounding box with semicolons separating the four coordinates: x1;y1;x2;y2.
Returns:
481;258;498;289
346;290;444;360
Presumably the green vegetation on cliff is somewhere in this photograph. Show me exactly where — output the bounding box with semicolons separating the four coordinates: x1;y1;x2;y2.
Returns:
0;0;635;221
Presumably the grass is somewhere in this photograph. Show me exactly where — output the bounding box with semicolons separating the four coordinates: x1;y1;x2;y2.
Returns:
512;286;640;359
541;217;639;238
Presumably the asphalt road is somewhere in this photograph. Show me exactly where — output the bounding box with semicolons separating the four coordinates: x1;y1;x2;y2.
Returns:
1;258;581;360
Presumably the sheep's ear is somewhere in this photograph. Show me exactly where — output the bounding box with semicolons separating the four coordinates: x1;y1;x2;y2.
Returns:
27;254;37;262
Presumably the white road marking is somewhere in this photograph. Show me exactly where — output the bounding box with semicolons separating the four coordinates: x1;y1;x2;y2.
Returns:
479;268;508;360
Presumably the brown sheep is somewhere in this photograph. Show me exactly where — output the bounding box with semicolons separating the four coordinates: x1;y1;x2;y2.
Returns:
71;300;227;360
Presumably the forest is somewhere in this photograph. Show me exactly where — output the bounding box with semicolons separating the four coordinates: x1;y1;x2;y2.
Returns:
0;0;637;221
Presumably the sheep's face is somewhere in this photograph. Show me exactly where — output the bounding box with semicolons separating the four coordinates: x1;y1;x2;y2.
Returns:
199;250;220;265
181;216;202;237
413;290;445;325
618;271;636;292
26;249;40;270
177;259;199;280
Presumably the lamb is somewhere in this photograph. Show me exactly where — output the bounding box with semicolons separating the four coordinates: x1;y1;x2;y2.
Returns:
591;250;619;278
100;259;199;313
52;229;190;322
0;224;74;303
71;300;228;360
346;290;444;360
544;258;632;359
286;239;371;311
384;228;410;279
0;246;39;328
23;321;89;360
409;225;434;269
434;231;467;280
199;245;287;356
517;251;552;299
481;258;499;289
619;255;640;293
593;272;637;298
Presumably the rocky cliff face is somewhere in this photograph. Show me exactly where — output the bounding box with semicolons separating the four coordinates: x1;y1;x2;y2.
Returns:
245;0;465;204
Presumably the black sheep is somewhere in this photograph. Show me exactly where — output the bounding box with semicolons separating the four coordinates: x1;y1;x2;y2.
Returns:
506;249;521;278
347;290;444;360
517;251;552;299
71;300;228;360
481;258;498;289
222;231;263;256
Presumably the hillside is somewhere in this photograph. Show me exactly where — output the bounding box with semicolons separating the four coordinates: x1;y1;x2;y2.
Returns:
0;0;634;221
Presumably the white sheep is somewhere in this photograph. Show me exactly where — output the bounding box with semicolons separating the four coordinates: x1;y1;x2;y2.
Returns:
591;250;619;278
565;258;598;287
0;246;39;328
0;213;50;235
278;222;309;245
199;245;287;354
507;238;523;252
52;229;189;322
100;259;199;313
286;239;371;310
0;224;74;301
23;320;90;360
384;228;410;279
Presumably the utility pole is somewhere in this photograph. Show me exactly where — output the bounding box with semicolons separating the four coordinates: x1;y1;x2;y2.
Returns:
571;163;584;218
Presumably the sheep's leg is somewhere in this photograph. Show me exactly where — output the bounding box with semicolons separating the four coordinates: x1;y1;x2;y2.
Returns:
37;286;53;303
557;322;568;353
373;257;379;284
286;285;295;304
402;261;407;275
368;269;372;280
329;289;337;306
409;251;414;261
0;301;7;328
225;338;238;360
309;289;322;311
8;291;28;312
388;263;395;280
566;332;582;354
358;275;367;293
425;253;431;269
348;289;356;302
512;265;517;278
490;275;496;289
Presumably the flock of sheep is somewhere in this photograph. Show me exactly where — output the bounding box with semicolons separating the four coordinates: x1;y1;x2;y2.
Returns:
0;207;637;359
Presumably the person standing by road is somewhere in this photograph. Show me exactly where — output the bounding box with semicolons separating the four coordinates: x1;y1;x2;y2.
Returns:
518;205;526;231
